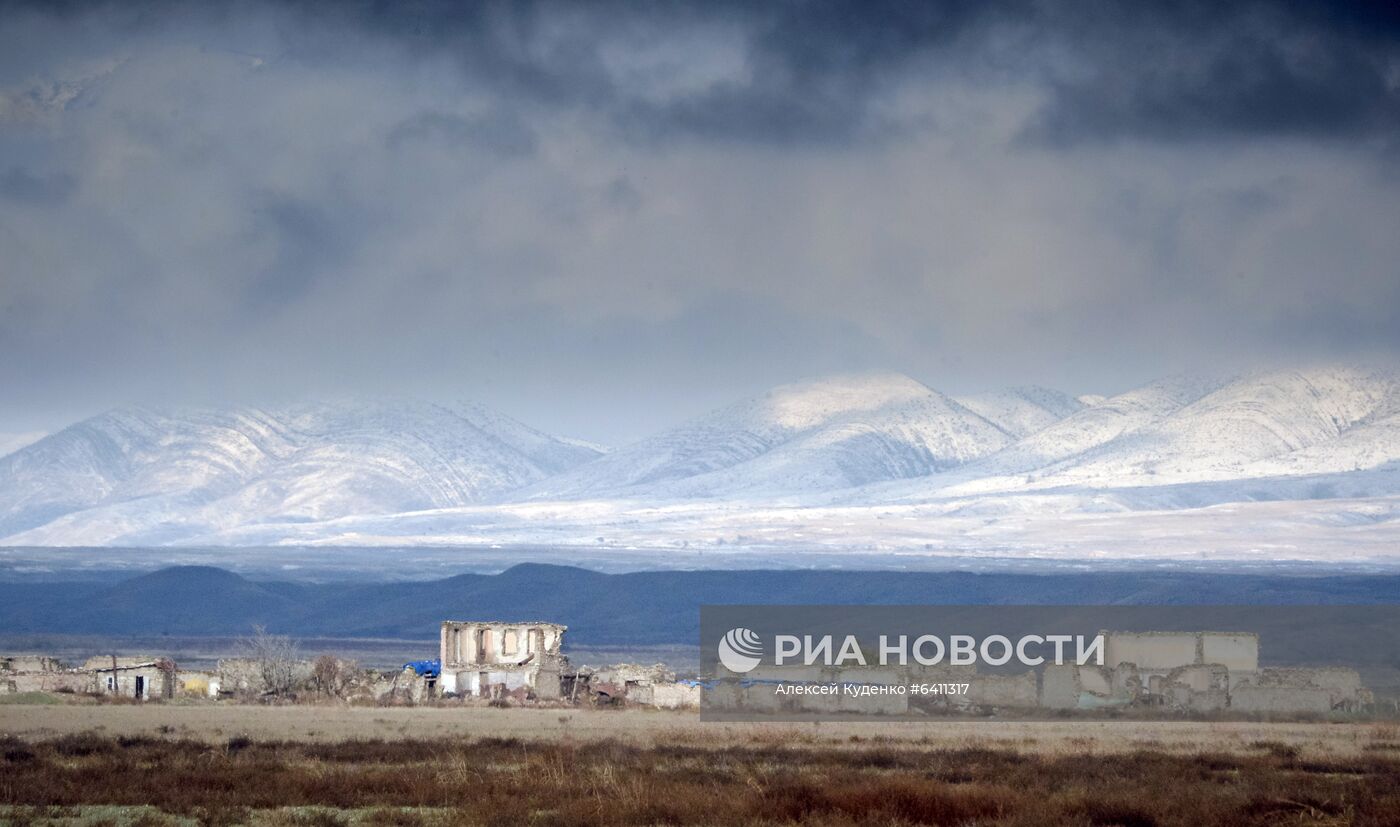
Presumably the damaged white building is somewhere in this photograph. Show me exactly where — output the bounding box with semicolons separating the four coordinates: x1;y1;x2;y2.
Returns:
439;620;568;699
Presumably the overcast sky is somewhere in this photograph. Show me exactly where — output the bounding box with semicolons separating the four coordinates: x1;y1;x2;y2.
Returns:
2;1;1399;444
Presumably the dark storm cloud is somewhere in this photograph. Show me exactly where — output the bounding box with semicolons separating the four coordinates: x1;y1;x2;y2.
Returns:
323;0;1400;148
9;0;1398;148
610;0;998;145
1;0;1399;444
1024;2;1400;146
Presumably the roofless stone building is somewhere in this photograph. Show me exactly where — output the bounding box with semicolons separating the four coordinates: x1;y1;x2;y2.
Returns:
439;621;567;699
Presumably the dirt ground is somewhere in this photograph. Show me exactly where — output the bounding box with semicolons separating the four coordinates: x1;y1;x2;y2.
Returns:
2;698;1396;757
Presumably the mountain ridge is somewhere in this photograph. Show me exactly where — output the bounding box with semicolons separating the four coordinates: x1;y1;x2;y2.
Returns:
4;563;1397;644
524;372;1016;499
0;399;603;542
3;365;1400;555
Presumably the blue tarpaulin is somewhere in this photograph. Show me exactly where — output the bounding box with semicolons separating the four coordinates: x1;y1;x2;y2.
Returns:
403;658;440;677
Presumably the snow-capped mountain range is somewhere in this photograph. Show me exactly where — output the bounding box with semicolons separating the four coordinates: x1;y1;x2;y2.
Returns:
0;401;599;543
4;365;1400;562
525;373;1018;500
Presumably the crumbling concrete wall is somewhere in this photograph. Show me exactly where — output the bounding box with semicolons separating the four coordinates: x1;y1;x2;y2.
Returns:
700;629;1368;718
387;666;439;704
1102;630;1259;673
650;682;701;709
2;670;92;694
1231;684;1334;714
1078;665;1113;697
1040;664;1080;709
1232;667;1368;713
1;656;64;673
1095;630;1267;711
1038;664;1140;709
586;663;677;705
439;620;569;699
217;658;263;694
744;664;827;683
216;657;312;696
0;655;90;695
1104;632;1199;671
1157;665;1230;712
1200;633;1259;672
907;663;978;682
1043;636;1364;715
960;672;1038;709
440;621;564;669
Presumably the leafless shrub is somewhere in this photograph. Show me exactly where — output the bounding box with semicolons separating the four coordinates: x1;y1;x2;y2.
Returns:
241;625;300;696
309;655;355;699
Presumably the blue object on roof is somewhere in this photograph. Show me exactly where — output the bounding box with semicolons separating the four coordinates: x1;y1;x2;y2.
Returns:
404;658;440;677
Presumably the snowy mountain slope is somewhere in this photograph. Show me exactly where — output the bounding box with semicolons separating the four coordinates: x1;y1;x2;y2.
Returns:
108;484;1400;566
1243;411;1400;478
203;401;604;522
954;386;1084;438
652;390;1020;497
524;373;1014;499
0;407;297;538
1026;366;1400;488
0;431;45;458
924;374;1227;490
0;401;601;539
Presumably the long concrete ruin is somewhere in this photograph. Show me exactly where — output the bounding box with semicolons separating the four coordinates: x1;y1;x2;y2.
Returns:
709;629;1373;717
1043;630;1370;714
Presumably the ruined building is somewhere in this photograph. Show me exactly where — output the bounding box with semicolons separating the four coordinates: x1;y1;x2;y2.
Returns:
1;656;90;695
85;656;177;700
2;655;179;698
1036;630;1368;714
709;629;1372;717
568;662;702;708
439;621;567;699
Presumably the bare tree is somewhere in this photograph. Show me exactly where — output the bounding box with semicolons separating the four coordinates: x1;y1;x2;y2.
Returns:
242;625;300;696
310;654;356;698
310;654;340;697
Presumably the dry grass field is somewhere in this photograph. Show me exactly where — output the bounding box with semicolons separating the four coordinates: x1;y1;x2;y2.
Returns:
3;700;1400;825
2;701;1397;756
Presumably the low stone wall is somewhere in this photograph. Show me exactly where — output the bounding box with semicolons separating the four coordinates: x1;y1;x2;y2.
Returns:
649;682;701;709
2;670;92;695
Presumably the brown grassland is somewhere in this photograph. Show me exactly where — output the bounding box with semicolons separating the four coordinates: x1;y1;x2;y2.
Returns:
2;703;1400;825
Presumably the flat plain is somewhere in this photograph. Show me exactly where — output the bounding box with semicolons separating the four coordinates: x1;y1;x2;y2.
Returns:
0;700;1395;756
3;699;1400;825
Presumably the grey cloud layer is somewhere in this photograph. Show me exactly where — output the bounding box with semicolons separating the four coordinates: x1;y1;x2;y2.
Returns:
1;0;1398;442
